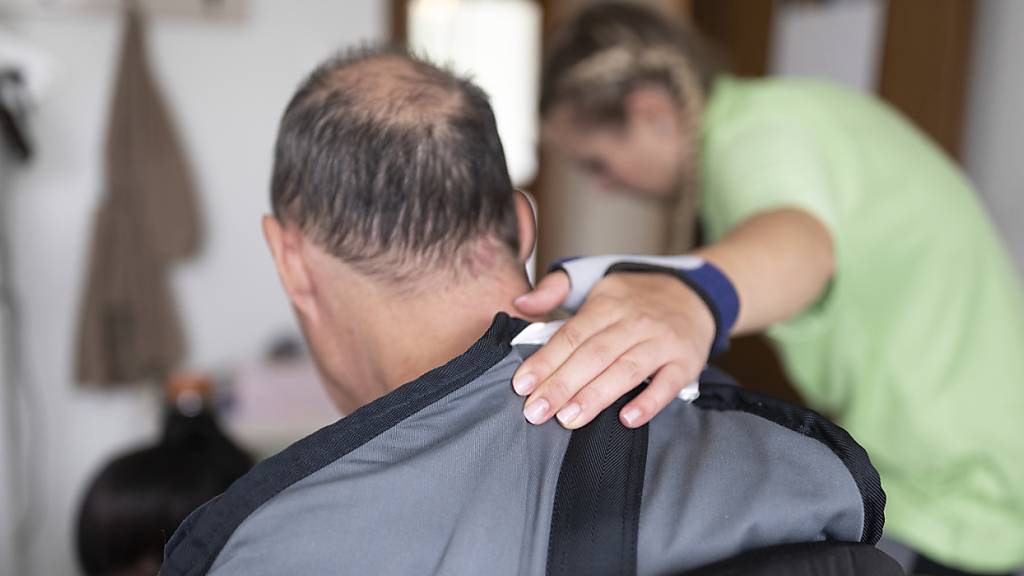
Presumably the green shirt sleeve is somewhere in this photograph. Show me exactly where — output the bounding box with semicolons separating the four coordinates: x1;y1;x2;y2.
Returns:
702;115;840;243
701;114;843;340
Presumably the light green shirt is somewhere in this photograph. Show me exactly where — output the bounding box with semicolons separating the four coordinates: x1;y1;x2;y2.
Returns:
700;76;1024;571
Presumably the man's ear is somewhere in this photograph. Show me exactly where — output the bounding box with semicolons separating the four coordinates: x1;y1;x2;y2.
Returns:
514;190;537;263
262;215;318;321
624;86;679;133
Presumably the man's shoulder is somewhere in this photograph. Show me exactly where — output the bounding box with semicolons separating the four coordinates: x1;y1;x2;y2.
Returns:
162;314;534;576
160;408;399;576
638;379;885;573
689;380;883;538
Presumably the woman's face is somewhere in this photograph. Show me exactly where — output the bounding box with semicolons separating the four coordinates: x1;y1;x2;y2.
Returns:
543;88;692;197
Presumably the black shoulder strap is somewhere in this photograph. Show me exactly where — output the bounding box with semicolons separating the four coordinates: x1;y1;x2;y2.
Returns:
546;387;649;576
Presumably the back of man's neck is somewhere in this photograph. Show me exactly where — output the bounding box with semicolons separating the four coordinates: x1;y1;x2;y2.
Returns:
340;267;532;405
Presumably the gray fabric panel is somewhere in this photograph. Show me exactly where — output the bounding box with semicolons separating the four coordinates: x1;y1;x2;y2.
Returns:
639;397;865;574
209;347;570;576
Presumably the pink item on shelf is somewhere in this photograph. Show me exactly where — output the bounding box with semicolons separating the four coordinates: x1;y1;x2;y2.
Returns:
223;359;340;456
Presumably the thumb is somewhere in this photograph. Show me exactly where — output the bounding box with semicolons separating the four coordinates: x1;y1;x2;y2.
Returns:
514;271;570;316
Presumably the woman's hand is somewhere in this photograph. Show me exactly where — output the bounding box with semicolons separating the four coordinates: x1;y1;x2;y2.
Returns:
512;270;715;429
510;209;835;430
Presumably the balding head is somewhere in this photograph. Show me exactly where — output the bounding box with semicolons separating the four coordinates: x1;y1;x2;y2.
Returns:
270;47;520;281
263;47;536;412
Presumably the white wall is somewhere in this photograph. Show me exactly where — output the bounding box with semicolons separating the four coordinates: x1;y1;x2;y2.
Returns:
0;2;384;574
770;0;886;93
963;0;1024;271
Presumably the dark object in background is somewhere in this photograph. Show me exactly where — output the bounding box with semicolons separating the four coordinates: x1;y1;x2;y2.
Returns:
264;333;306;362
0;69;32;160
681;541;905;576
76;380;252;576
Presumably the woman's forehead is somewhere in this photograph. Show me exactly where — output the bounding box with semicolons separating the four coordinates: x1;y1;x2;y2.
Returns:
542;105;621;150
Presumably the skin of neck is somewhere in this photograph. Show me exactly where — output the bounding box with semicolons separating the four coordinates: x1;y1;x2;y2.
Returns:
299;238;535;415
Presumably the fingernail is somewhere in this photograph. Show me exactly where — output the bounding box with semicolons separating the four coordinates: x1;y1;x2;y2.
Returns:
513;373;537;396
514;295;530;306
524;399;549;424
556;403;581;426
622;407;642;427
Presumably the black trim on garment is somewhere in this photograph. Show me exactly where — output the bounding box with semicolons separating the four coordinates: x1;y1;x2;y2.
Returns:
161;313;531;576
693;382;887;545
546;386;649;576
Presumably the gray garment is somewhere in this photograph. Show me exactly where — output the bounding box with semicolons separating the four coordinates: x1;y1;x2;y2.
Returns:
640;399;862;573
164;315;874;576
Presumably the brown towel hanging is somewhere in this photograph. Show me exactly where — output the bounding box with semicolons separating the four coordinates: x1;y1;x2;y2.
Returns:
75;8;201;385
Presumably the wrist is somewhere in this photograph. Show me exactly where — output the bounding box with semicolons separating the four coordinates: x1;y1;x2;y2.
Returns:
670;273;717;343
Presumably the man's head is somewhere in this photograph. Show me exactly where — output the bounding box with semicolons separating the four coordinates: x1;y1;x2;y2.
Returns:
263;48;536;412
540;2;716;197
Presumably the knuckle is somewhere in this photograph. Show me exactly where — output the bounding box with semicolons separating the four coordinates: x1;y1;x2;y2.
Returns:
587;341;612;363
632;312;661;334
548;377;578;403
631;394;657;417
618;355;646;383
661;372;685;393
599;380;629;406
647;367;687;406
632;311;652;327
521;357;550;379
559;325;586;349
585;293;617;314
670;355;694;380
574;389;610;416
652;364;676;383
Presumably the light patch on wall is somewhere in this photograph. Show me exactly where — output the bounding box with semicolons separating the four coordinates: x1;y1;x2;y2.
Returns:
408;0;541;187
770;0;887;93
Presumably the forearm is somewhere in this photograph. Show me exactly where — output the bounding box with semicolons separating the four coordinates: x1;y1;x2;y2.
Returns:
694;208;835;335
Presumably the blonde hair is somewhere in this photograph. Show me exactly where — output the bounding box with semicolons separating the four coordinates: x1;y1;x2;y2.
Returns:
540;3;718;252
540;2;717;127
